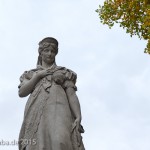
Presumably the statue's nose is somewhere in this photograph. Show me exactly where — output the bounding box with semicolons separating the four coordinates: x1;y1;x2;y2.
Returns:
47;50;52;56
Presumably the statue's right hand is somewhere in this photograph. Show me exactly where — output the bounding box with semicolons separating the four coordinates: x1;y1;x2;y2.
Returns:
36;69;52;79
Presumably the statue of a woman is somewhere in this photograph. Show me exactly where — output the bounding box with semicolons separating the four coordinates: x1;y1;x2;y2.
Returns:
18;37;85;150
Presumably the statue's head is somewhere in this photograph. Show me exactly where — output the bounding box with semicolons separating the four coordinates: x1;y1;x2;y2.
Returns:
37;37;58;65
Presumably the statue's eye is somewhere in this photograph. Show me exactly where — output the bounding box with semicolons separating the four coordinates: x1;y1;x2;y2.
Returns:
51;50;55;53
43;49;49;53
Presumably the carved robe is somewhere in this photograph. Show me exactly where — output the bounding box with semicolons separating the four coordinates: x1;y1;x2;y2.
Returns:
18;64;85;150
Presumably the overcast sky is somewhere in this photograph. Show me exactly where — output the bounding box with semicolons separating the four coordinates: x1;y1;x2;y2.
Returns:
0;0;150;150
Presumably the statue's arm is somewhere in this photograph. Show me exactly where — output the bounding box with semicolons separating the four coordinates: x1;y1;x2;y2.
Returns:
18;74;40;97
66;87;82;123
18;69;49;97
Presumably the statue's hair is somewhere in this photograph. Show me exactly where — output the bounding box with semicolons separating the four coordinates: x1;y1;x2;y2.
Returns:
39;37;58;47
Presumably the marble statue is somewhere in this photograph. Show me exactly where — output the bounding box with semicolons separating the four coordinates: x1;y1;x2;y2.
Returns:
18;37;85;150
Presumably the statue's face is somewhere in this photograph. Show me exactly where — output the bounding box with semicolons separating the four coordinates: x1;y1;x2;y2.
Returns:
41;45;57;65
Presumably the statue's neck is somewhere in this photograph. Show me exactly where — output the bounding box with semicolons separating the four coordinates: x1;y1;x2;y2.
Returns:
41;61;56;69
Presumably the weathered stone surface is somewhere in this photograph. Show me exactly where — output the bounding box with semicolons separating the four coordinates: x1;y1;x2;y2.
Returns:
18;37;85;150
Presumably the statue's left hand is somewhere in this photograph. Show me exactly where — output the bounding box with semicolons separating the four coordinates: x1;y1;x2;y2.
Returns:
74;118;81;132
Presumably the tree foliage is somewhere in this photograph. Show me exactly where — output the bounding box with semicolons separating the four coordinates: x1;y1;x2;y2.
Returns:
96;0;150;54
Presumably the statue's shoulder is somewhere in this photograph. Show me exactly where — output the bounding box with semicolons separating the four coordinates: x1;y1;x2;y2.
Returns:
19;68;38;81
57;66;77;90
18;68;38;88
55;66;77;81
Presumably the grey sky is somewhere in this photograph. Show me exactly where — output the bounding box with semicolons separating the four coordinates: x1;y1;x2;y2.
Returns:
0;0;150;150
